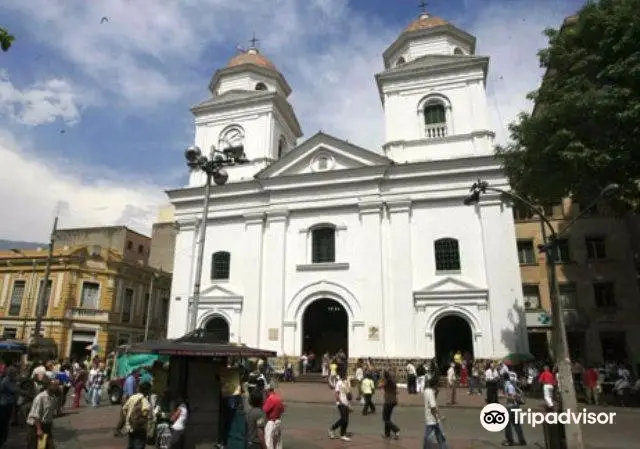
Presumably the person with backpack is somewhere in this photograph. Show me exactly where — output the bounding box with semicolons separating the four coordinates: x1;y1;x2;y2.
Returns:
119;382;152;449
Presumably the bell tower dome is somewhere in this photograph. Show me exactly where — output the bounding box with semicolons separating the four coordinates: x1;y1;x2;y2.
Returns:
188;39;302;186
375;7;495;164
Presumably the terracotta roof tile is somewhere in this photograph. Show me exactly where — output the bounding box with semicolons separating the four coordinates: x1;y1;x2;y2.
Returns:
404;14;448;33
227;49;276;71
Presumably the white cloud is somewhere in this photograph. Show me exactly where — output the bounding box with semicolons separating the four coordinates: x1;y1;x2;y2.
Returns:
0;71;83;126
0;129;167;241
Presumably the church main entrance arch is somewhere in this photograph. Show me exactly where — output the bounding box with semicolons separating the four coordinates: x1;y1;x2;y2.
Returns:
302;298;348;361
434;315;473;372
204;315;230;343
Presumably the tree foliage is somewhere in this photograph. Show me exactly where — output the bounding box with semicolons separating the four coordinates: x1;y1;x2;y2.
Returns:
496;0;640;209
0;26;14;52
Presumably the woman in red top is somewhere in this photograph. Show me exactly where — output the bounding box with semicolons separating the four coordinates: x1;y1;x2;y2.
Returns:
460;361;468;388
583;366;599;405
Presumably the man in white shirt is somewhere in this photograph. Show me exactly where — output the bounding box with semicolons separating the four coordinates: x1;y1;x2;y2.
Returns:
446;363;457;405
484;362;499;404
423;375;447;448
328;376;351;442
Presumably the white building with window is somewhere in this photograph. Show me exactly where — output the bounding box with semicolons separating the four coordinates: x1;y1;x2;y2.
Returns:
166;11;528;363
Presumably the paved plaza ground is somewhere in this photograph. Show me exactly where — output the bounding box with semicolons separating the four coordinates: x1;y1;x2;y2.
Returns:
4;384;639;449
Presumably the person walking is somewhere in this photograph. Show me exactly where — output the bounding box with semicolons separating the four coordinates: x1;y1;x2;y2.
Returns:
119;382;152;449
246;390;267;449
26;378;59;449
423;374;447;448
538;365;555;409
416;361;427;393
406;361;417;395
484;362;499;404
168;394;188;449
0;366;19;447
502;374;527;446
360;374;375;415
89;362;106;407
328;375;351;442
262;384;284;449
446;363;457;405
381;370;400;440
583;365;599;405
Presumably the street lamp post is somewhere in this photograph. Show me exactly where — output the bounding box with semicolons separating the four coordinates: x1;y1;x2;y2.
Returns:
184;144;248;332
33;215;58;340
463;181;618;449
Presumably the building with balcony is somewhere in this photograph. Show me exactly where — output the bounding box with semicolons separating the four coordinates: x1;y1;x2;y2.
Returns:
515;198;640;368
0;239;171;359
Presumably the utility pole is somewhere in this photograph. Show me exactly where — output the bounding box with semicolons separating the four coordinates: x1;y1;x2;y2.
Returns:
189;173;212;331
33;216;58;340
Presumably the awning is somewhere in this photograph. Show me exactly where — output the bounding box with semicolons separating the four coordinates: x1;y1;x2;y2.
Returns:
0;339;28;353
124;329;277;359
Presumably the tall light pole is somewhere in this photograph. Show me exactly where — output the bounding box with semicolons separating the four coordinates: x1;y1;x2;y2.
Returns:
464;181;619;449
185;144;248;331
144;271;159;341
33;215;58;340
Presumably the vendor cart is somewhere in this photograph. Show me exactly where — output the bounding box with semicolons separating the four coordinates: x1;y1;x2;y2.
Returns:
125;329;276;449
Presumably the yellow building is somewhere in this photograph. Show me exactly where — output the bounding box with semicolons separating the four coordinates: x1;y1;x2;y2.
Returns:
515;198;640;369
0;244;171;359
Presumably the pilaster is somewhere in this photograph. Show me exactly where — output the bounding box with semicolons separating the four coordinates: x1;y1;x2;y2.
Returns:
357;200;385;357
385;199;414;356
260;210;289;353
478;201;527;357
242;212;265;347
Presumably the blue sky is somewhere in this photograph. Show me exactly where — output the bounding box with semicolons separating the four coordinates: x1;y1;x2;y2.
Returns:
0;0;584;241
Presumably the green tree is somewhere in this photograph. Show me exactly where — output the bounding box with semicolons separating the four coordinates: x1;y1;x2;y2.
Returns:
0;26;14;52
497;0;640;209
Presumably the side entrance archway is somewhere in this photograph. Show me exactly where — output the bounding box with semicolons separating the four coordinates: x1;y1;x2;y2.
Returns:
203;315;230;343
434;315;473;373
302;298;348;362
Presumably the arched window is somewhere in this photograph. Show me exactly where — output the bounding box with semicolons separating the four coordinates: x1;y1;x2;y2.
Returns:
453;47;464;55
424;103;446;125
218;126;245;153
277;136;286;158
311;226;335;263
255;82;267;91
434;238;461;271
396;56;406;66
211;251;231;280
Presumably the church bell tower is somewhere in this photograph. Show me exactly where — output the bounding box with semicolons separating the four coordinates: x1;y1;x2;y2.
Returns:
189;39;303;185
375;7;495;164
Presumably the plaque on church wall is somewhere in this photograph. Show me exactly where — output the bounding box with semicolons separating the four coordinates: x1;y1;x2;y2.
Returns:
368;326;379;341
268;328;279;341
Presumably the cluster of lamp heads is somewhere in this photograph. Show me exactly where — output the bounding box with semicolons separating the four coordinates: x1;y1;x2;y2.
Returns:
185;145;250;186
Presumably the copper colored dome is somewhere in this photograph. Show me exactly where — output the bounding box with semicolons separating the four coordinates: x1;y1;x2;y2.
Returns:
227;48;276;71
405;13;448;32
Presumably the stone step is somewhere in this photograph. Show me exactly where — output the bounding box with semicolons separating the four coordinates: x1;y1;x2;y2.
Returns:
296;373;327;383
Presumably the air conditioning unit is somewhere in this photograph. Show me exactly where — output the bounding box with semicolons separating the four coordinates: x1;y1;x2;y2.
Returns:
90;245;101;257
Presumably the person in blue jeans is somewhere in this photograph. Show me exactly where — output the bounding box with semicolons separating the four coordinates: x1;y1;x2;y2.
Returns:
423;375;447;448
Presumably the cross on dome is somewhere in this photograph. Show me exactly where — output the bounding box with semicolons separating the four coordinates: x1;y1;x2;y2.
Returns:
418;1;430;17
249;33;260;49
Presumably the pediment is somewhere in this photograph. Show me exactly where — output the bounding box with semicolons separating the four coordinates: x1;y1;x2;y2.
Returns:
413;276;488;301
200;284;243;302
379;54;489;77
255;132;392;179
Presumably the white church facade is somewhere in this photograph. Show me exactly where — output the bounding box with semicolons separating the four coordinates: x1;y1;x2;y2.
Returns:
166;11;528;363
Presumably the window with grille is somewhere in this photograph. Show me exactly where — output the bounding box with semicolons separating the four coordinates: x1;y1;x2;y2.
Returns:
122;288;133;323
552;239;571;263
593;282;615;308
434;238;461;271
80;282;100;309
522;284;541;309
585;236;606;260
558;282;577;309
211;251;231;280
517;240;535;264
311;227;335;263
424;104;446;125
8;280;25;316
